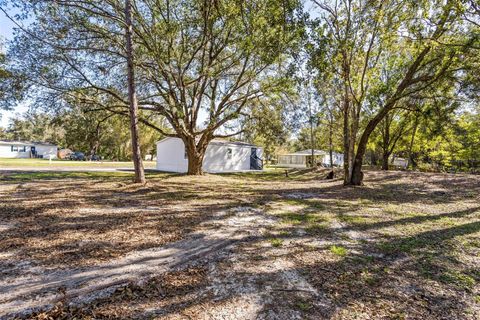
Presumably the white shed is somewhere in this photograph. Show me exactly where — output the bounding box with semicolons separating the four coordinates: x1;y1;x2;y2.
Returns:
277;149;344;168
156;137;263;173
0;140;58;159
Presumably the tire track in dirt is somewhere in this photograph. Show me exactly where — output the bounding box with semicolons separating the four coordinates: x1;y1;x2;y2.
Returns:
0;207;276;319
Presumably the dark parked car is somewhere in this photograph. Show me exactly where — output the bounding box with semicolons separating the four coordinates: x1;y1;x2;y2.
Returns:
88;154;101;161
69;151;86;161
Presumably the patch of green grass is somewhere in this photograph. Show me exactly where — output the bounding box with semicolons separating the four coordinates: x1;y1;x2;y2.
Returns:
281;212;320;225
270;238;283;247
390;312;407;320
278;230;291;237
377;238;429;254
440;271;476;290
339;214;369;225
363;255;376;263
0;158;157;168
329;245;348;256
464;191;477;198
463;239;480;249
404;211;425;217
438;217;459;227
305;200;327;210
1;170;173;183
220;167;288;181
305;223;329;234
474;295;480;304
296;300;312;311
377;242;397;254
3;171;133;181
359;198;373;205
361;269;378;286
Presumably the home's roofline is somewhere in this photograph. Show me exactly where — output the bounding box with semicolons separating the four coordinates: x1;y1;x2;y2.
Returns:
210;139;257;147
156;136;176;144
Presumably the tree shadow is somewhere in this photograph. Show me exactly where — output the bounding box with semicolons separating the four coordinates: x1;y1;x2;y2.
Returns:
17;214;479;319
1;169;479;318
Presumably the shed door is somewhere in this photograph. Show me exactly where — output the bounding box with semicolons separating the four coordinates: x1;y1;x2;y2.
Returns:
250;148;262;170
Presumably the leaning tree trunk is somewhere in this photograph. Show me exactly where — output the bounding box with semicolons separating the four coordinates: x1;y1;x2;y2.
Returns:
125;0;145;184
350;105;393;185
347;46;432;185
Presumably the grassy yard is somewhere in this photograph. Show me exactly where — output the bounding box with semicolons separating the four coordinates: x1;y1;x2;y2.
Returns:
0;169;478;319
0;158;157;168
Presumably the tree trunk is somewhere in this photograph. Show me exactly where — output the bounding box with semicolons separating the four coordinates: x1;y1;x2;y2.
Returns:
349;105;392;185
342;81;351;185
329;123;334;168
381;115;390;170
408;115;419;169
308;87;315;168
345;46;432;186
381;152;390;170
187;150;204;175
125;0;145;184
184;136;208;175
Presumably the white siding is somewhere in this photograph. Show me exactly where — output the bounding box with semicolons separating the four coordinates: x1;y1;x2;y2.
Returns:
277;155;307;168
323;153;344;166
203;143;252;172
156;137;263;173
0;144;31;158
156;138;189;172
35;145;58;159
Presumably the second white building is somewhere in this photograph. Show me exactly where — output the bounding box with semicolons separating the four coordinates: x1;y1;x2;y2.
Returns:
156;137;263;173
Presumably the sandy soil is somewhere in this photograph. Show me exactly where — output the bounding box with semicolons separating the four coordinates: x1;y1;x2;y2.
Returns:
0;169;479;319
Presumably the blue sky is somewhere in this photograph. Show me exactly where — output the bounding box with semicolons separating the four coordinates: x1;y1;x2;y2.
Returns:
1;7;28;128
0;1;319;129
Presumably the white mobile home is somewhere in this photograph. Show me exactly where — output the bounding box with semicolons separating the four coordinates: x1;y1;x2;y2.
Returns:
277;149;344;168
0;140;58;159
156;137;263;173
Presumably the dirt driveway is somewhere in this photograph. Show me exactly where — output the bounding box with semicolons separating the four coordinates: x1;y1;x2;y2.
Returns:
0;170;479;319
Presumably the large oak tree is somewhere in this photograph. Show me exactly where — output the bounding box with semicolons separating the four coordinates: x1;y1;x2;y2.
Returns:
5;0;302;175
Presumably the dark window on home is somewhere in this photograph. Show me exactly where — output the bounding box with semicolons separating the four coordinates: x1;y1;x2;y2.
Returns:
12;145;27;152
226;148;233;159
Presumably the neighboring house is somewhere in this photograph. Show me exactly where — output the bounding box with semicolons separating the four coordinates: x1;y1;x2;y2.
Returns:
277;149;344;168
392;157;408;169
156;137;263;173
0;140;58;159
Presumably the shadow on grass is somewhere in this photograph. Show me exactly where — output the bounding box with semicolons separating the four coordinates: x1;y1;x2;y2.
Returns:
17;209;480;319
2;169;479;318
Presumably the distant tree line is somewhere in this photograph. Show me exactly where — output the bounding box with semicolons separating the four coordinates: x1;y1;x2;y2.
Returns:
0;109;163;161
0;0;478;184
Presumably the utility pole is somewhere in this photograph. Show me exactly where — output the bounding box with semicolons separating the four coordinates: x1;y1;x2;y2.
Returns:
125;0;146;184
